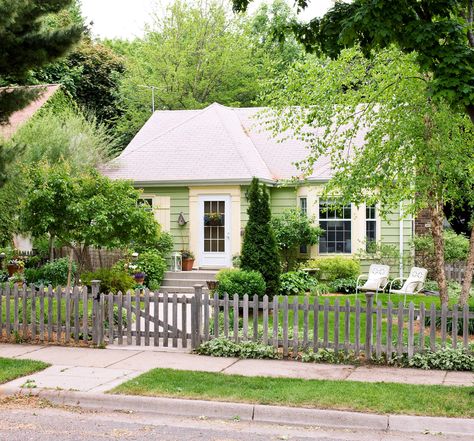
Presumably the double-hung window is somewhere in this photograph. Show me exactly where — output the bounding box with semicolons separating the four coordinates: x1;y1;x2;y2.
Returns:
299;197;308;254
366;205;377;250
318;200;352;254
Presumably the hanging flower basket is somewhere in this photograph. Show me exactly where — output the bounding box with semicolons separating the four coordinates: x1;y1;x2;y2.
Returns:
204;212;223;226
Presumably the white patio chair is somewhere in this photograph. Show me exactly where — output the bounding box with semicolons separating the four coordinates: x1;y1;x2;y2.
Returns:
389;267;428;306
355;264;390;301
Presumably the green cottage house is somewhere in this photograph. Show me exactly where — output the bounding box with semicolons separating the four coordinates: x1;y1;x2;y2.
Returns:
103;103;413;274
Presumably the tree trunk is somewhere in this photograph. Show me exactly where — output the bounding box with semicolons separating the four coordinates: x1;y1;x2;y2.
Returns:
66;247;74;289
459;223;474;306
430;204;449;305
49;235;54;261
466;104;474;126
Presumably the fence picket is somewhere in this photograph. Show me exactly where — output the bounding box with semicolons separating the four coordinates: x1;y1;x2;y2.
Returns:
47;286;53;341
441;303;447;348
31;285;36;339
463;304;469;349
323;299;329;349
181;295;187;348
451;304;458;349
386;301;393;360
253;294;259;342
272;296;278;349
65;288;70;343
242;294;248;340
13;284;19;333
213;292;220;339
430;303;436;351
224;293;229;338
292;296;299;357
99;293;105;345
22;285;27;337
263;295;269;345
126;291;132;345
163;292;169;346
353;299;360;355
39;286;45;342
282;296;289;357
135;289;141;346
172;293;178;348
408;302;414;358
117;291;123;346
153;292;159;347
0;287;3;336
334;299;340;353
419;303;425;352
303;296;309;350
74;287;80;343
144;290;150;346
397;302;403;357
313;297;319;352
203;293;209;342
82;287;88;342
376;301;382;359
56;287;62;342
108;291;115;345
233;294;239;343
5;284;11;337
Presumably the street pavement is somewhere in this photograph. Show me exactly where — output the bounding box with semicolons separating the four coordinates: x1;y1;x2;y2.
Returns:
0;402;470;441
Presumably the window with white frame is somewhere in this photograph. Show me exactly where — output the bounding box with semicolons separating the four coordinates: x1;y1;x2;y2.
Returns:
318;200;352;254
366;204;377;251
138;198;153;211
299;197;308;253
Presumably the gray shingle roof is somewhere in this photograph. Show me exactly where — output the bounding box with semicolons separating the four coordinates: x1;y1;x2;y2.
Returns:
103;103;337;184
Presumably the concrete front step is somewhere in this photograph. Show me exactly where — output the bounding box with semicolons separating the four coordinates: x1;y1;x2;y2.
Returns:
160;286;209;294
164;270;218;281
161;278;216;288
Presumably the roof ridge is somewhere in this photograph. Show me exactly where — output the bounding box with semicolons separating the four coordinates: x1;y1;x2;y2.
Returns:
118;104;215;160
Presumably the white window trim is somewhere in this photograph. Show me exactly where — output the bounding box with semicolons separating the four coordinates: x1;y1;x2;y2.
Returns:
317;199;353;255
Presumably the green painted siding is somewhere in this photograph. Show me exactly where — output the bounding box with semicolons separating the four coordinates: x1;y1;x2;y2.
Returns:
240;186;249;228
270;186;297;216
142;187;189;252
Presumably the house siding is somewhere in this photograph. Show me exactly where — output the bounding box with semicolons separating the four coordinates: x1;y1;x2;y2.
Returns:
140;186;190;253
270;186;298;216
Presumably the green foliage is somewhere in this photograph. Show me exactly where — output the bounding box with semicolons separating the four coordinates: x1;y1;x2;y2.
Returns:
20;164;161;273
216;269;266;299
403;349;474;372
135;250;167;286
414;231;470;264
24;257;75;286
81;268;135;294
279;270;316;295
311;282;331;296
424;306;474;336
301;349;358;365
329;277;358;295
195;337;280;359
271;208;323;271
301;257;360;282
241;178;281;296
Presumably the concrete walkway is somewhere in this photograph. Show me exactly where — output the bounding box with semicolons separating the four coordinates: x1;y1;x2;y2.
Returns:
1;343;473;394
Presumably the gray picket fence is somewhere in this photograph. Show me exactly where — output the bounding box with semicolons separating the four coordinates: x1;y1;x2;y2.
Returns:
1;283;473;359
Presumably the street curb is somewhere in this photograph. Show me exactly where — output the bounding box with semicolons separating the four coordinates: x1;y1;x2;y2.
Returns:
1;386;473;436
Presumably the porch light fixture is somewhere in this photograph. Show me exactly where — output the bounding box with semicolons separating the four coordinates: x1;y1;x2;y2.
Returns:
171;252;182;272
177;212;187;226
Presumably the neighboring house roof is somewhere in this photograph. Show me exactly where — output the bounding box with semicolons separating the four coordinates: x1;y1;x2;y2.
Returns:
0;84;60;140
103;102;356;185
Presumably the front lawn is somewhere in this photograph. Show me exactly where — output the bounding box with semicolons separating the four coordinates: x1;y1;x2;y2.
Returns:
0;358;49;384
110;368;474;418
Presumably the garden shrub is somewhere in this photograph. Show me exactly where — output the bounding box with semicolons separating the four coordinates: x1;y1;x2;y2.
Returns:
311;282;331;295
424;306;474;336
329;277;358;294
81;268;135;294
135;250;167;286
196;337;280;359
402;348;474;371
301;257;360;282
280;271;317;295
216;269;266;299
24;258;76;286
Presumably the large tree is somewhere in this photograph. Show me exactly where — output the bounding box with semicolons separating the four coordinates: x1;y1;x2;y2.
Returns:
262;47;474;305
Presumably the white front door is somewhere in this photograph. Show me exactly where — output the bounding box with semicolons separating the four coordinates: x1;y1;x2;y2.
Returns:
199;195;231;268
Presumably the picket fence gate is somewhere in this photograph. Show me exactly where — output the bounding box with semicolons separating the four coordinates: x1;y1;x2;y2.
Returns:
0;283;473;358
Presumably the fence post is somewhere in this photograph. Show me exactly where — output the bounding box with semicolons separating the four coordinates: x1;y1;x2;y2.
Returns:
192;285;203;349
91;280;101;346
364;292;375;360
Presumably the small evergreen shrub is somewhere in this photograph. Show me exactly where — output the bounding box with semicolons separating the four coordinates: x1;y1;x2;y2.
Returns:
81;268;135;294
301;257;360;282
196;338;280;359
280;271;317;295
216;269;266;299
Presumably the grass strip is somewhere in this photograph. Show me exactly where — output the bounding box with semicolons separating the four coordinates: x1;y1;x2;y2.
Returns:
0;357;49;384
110;368;474;418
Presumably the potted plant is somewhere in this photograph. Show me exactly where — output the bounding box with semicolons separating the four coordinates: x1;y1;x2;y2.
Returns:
181;250;195;271
204;212;223;226
7;258;25;277
9;272;25;287
133;271;146;285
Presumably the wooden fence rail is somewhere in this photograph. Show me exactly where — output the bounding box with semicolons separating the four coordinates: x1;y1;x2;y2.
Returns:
1;282;473;359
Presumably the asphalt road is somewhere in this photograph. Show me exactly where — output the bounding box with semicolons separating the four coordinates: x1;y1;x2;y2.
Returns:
0;399;469;441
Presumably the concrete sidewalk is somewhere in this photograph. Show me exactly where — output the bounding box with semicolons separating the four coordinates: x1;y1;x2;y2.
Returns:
1;343;473;393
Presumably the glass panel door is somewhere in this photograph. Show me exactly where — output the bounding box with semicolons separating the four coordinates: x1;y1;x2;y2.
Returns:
203;200;226;253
